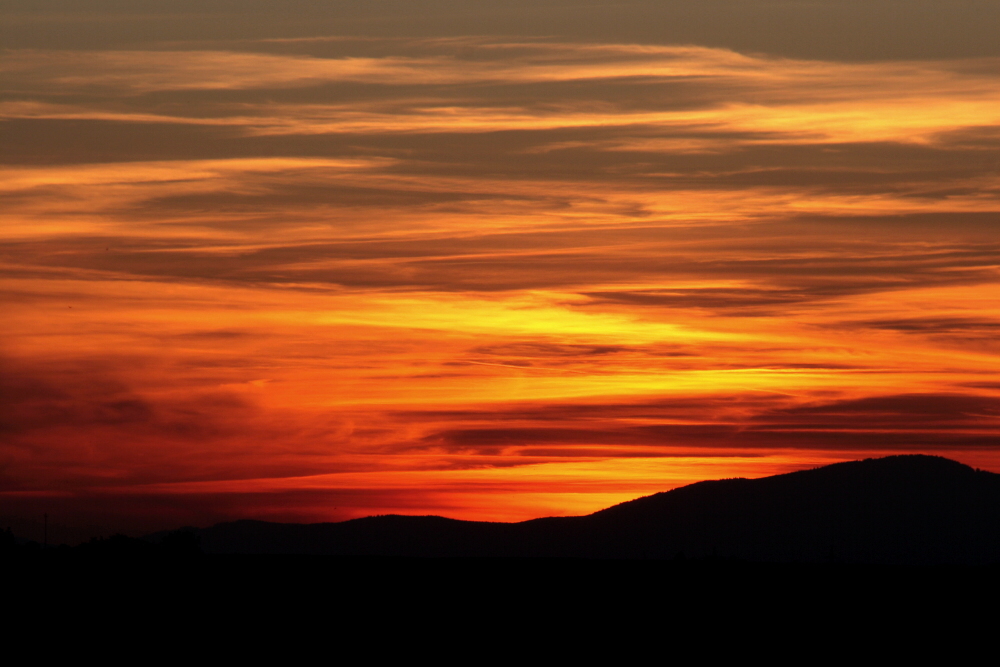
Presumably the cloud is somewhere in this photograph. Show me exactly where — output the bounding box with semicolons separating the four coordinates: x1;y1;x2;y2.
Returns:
2;26;1000;533
5;41;1000;146
852;317;1000;335
0;357;288;492
6;1;1000;60
406;392;1000;455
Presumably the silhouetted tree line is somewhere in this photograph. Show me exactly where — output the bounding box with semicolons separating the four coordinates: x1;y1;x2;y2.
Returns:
0;526;201;559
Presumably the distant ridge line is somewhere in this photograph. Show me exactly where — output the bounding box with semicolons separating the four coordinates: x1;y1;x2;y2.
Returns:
156;455;1000;564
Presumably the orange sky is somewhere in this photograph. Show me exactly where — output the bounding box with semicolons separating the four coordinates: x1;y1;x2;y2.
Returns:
2;1;999;542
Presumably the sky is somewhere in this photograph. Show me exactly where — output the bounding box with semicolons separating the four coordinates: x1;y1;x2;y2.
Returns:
3;1;999;542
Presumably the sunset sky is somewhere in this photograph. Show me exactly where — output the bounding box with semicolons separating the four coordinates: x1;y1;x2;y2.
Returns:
3;1;999;542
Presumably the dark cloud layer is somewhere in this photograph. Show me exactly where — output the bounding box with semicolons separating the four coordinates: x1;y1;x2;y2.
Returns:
416;393;1000;454
7;230;996;314
5;1;1000;60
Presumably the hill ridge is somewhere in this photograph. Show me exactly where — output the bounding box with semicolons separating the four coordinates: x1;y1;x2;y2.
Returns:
157;455;1000;564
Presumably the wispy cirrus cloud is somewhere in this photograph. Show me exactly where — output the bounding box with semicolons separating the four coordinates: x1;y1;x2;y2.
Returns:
5;42;1000;145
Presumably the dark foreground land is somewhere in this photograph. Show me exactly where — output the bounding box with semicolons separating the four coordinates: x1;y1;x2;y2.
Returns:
8;555;995;664
150;455;1000;564
8;549;1000;644
10;455;1000;564
9;455;1000;641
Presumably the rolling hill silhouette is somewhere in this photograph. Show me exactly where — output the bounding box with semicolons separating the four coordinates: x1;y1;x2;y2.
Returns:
171;456;1000;564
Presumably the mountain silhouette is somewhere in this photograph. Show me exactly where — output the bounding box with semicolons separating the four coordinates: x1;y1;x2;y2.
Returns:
162;455;1000;564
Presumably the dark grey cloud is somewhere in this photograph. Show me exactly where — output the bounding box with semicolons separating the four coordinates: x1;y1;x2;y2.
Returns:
5;219;997;316
853;317;1000;334
469;342;634;358
583;288;823;313
0;119;247;165
4;1;1000;60
390;393;789;422
0;358;254;437
409;392;1000;454
761;393;1000;430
